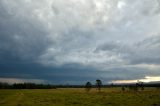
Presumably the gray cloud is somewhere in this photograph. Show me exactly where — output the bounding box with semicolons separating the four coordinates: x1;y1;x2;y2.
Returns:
126;35;160;65
0;0;160;84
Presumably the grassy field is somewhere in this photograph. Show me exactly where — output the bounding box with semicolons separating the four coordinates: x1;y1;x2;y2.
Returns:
0;88;160;106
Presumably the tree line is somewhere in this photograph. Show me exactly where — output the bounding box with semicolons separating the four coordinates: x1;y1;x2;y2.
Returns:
0;79;160;89
85;80;160;92
0;82;55;89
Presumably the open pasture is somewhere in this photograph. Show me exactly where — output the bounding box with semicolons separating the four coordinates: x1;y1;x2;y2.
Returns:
0;88;160;106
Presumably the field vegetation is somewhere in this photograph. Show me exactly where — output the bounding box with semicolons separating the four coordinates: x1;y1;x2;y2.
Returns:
0;87;160;106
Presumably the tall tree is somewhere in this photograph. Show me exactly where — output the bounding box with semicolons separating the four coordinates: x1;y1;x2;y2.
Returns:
96;79;102;91
85;82;92;92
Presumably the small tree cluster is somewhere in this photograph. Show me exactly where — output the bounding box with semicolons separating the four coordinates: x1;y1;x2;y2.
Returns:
84;79;102;92
127;81;145;92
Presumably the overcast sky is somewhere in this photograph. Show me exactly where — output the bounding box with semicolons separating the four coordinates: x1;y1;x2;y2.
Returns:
0;0;160;84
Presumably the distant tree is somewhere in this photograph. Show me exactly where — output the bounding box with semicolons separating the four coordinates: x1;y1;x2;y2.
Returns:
122;86;125;91
128;85;138;92
85;82;92;92
0;82;10;89
110;83;114;87
96;79;102;91
138;81;144;91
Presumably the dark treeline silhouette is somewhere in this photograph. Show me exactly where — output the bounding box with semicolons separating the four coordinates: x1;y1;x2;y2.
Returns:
115;83;160;88
0;82;160;89
0;82;55;89
0;82;85;89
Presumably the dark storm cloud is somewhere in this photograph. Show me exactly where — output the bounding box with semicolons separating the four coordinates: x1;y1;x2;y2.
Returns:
0;2;51;62
0;0;160;84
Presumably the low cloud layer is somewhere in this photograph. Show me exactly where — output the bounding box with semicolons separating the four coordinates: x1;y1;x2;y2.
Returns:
0;0;160;84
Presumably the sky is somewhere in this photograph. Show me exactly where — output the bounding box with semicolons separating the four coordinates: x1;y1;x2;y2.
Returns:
0;0;160;85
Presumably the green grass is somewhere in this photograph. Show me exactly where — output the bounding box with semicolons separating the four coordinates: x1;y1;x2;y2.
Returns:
0;88;160;106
